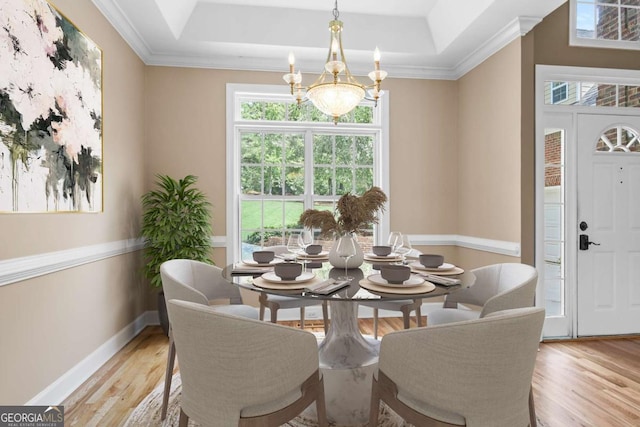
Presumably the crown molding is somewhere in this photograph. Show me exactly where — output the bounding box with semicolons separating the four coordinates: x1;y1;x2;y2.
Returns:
92;0;542;80
452;16;542;79
91;0;153;61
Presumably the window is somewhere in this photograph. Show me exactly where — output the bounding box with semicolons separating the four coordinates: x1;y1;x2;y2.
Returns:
227;85;389;262
543;128;566;317
595;125;640;152
544;80;640;107
551;82;569;104
571;0;640;49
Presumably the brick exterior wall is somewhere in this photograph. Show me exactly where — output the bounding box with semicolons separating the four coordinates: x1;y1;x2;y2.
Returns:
597;3;640;41
545;131;562;187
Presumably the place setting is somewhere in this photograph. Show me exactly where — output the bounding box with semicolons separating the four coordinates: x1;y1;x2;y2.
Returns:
359;264;436;295
409;254;464;286
296;244;330;261
252;262;350;294
363;245;403;263
231;250;284;275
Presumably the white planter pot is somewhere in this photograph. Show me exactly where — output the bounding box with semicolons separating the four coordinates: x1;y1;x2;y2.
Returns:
328;234;364;268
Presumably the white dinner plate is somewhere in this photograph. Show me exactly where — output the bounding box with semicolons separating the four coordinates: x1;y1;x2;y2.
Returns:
409;261;455;272
261;271;316;284
367;274;425;288
242;258;284;267
364;252;399;259
298;251;329;258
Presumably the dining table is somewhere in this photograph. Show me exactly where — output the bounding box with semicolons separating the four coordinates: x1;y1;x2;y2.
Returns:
222;253;475;425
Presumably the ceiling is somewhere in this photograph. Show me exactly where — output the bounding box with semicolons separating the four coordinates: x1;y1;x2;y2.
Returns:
91;0;566;80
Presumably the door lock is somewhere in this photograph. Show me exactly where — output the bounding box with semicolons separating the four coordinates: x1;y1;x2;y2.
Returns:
579;234;600;250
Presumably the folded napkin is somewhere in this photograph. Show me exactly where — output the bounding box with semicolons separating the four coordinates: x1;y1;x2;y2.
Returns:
416;273;461;286
231;264;273;275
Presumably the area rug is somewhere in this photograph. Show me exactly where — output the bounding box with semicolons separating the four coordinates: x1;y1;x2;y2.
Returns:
123;373;410;427
124;374;547;427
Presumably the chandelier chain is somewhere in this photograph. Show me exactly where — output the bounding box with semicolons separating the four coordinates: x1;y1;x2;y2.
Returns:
333;0;339;20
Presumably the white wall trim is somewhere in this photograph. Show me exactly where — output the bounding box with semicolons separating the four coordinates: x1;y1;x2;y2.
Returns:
0;238;145;287
410;234;520;257
26;310;154;405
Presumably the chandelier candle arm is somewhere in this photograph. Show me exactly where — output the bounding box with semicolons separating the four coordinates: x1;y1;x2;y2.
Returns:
283;0;387;124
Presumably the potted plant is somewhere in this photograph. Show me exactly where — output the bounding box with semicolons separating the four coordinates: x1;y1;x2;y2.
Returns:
141;174;212;335
299;186;387;268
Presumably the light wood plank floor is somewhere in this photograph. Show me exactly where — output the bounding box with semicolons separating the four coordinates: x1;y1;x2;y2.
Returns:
62;318;640;426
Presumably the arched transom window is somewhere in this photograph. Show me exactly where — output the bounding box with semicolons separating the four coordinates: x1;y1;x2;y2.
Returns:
595;125;640;152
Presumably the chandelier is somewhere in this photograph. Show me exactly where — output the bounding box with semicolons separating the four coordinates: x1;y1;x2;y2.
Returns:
283;0;387;124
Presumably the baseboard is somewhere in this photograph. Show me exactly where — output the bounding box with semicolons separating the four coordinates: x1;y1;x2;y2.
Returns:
26;310;155;405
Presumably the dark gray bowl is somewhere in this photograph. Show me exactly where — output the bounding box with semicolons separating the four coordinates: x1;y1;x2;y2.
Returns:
252;250;275;264
305;244;322;255
380;265;411;284
274;262;303;280
372;245;392;256
419;254;444;268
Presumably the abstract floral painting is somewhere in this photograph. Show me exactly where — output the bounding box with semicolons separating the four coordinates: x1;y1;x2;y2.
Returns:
0;0;102;213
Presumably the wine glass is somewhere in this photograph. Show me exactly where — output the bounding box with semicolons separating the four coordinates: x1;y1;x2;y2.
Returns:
287;233;302;259
299;229;314;253
387;231;403;255
335;235;357;280
395;234;412;264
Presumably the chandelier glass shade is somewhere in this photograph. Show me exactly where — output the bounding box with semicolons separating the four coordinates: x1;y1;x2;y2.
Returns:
283;2;387;124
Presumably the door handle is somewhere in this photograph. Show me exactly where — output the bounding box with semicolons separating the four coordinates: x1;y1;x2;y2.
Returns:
579;234;601;250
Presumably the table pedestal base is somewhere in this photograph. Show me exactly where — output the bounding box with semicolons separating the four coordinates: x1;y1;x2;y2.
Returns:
304;300;380;425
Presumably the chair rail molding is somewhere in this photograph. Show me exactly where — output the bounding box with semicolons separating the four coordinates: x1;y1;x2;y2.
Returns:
0;236;231;287
0;238;145;287
409;234;520;257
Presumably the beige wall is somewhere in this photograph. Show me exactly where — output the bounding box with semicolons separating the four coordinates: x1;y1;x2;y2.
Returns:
0;0;147;404
533;3;640;69
144;69;460;259
457;39;523;265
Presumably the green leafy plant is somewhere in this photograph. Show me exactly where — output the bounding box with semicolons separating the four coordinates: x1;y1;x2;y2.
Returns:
141;174;212;287
299;187;387;238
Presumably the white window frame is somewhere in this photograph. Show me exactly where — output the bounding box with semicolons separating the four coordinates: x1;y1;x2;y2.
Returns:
570;0;640;50
551;82;569;104
225;83;390;263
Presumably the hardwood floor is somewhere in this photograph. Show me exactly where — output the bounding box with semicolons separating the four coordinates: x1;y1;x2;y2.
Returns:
62;318;640;426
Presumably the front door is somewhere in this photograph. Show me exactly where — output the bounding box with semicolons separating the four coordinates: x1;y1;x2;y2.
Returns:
577;114;640;336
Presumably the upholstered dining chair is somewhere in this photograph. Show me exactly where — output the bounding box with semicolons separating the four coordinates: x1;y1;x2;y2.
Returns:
167;299;328;427
427;263;538;326
370;307;545;427
259;245;329;332
159;259;259;421
359;248;424;338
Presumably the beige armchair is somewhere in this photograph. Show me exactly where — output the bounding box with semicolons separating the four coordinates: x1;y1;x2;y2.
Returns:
159;259;259;420
370;307;545;427
167;299;328;427
427;263;538;326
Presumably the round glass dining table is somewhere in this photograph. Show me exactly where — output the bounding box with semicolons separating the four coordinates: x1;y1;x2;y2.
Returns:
222;258;475;424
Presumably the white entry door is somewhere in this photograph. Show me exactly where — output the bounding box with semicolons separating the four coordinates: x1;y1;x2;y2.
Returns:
577;114;640;336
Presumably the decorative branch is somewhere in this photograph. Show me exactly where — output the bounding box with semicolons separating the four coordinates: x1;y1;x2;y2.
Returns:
300;186;387;238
